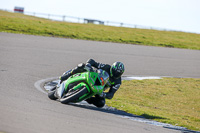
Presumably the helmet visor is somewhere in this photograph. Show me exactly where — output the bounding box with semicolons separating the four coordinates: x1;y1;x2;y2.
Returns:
111;68;122;79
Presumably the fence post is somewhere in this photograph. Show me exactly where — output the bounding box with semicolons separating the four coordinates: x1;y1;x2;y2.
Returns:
135;25;137;28
63;16;65;21
106;21;109;25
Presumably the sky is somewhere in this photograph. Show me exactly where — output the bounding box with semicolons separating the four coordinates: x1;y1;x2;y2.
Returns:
1;0;200;34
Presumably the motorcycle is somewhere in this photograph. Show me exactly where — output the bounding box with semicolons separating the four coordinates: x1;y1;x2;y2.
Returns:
48;65;109;104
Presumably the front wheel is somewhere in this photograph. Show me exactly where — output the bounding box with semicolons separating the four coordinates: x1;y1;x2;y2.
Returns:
48;86;58;100
60;86;88;104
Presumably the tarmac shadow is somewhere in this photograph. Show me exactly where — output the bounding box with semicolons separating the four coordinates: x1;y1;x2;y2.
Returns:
67;102;200;133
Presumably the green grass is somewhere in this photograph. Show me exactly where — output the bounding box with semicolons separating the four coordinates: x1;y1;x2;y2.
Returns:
106;78;200;131
1;10;200;50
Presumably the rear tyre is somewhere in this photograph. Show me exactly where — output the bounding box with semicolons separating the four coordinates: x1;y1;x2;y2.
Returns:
48;86;58;100
60;86;88;104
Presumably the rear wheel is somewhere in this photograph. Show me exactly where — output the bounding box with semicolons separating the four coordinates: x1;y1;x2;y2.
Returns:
48;86;58;100
60;86;88;104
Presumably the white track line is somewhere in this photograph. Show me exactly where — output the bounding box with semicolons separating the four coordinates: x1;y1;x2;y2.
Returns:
34;76;163;94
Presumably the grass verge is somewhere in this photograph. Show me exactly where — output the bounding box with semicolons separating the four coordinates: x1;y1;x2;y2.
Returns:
0;10;200;50
106;78;200;131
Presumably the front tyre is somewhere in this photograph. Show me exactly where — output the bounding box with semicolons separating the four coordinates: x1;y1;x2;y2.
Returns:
60;86;88;104
48;87;58;100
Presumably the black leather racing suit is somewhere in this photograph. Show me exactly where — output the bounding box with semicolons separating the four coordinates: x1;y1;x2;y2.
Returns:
60;59;122;108
87;59;121;99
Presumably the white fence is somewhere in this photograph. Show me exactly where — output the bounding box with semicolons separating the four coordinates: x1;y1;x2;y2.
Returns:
1;9;177;32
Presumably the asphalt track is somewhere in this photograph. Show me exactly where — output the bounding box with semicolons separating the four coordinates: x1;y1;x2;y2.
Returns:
0;32;200;133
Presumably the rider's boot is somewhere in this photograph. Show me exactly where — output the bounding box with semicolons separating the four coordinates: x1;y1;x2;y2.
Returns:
60;63;86;83
60;70;73;83
86;95;105;108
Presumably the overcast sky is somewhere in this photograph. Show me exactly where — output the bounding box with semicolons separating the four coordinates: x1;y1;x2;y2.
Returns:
1;0;200;33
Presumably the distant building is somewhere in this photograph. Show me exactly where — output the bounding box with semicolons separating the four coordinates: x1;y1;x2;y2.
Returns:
14;7;24;13
84;19;104;25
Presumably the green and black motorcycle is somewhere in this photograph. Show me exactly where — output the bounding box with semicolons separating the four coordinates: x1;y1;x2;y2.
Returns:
48;66;109;104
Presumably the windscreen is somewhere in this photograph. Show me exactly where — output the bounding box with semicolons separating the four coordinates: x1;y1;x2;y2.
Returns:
97;69;109;85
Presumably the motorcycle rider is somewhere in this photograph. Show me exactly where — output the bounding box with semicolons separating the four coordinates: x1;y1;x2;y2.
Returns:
59;59;125;108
